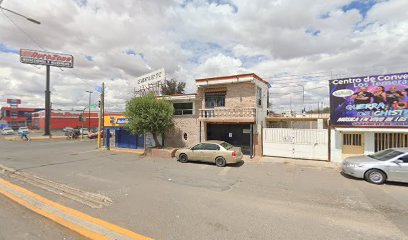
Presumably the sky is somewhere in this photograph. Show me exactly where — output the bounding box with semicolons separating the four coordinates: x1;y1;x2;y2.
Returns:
0;0;408;113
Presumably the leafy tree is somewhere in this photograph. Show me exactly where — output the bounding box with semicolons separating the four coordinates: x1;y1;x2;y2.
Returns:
161;79;186;95
125;94;174;148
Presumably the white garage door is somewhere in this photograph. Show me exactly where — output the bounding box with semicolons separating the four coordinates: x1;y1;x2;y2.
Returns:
263;128;328;161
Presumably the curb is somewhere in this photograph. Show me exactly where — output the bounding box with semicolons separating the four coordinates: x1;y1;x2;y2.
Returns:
0;176;153;240
108;149;144;155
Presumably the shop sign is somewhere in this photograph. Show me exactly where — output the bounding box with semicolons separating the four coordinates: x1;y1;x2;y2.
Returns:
329;72;408;126
20;49;74;68
104;115;129;127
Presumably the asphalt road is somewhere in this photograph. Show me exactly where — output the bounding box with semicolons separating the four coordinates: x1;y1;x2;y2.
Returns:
0;139;407;240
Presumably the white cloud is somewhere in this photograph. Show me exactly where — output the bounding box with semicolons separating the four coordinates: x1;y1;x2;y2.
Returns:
0;0;407;113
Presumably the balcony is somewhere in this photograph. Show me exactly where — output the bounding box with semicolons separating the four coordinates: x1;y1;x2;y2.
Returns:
199;107;256;123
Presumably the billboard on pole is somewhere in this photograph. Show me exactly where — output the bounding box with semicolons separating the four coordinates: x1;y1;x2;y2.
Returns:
20;49;74;68
134;68;165;96
329;72;408;127
6;98;21;105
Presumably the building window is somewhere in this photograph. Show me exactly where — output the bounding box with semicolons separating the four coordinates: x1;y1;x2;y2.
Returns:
173;102;193;115
183;133;188;140
257;87;262;107
205;92;225;108
343;133;362;146
375;133;408;152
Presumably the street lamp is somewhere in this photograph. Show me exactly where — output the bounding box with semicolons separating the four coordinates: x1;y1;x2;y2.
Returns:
85;91;93;132
0;1;41;24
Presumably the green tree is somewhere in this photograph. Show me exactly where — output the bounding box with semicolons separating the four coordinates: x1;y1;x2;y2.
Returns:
161;79;186;95
125;94;174;148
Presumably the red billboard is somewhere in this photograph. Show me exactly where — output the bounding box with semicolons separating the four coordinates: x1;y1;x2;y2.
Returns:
20;49;74;68
6;98;21;104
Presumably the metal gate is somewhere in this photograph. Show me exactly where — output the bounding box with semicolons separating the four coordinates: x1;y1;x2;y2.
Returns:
263;128;328;160
375;133;408;152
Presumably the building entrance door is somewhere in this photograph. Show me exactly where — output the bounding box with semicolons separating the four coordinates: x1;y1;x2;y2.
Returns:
342;133;364;159
207;123;251;155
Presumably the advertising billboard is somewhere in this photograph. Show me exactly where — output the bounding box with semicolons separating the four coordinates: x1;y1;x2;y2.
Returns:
134;68;165;96
6;98;21;104
329;72;408;127
20;49;74;68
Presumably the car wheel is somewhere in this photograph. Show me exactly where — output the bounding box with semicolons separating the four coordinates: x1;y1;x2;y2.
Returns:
215;156;226;167
365;169;386;185
179;154;188;163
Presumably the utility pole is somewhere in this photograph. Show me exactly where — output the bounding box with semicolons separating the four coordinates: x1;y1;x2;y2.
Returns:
97;82;104;149
86;90;93;131
44;65;51;136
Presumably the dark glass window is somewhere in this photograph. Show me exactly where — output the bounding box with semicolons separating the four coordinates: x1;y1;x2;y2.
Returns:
173;102;193;115
205;92;225;108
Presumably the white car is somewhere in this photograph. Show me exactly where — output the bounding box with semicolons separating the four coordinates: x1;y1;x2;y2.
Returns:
79;128;89;135
1;127;15;135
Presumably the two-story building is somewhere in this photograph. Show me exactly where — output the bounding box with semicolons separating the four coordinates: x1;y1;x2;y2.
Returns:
162;73;270;157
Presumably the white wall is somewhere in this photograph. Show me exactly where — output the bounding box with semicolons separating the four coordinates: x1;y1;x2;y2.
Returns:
330;129;376;163
254;80;269;128
330;128;343;163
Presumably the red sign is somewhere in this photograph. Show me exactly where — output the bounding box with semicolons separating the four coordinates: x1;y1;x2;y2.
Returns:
20;49;74;68
6;98;21;104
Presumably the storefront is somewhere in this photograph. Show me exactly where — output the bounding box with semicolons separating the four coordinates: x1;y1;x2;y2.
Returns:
104;115;144;150
329;72;408;163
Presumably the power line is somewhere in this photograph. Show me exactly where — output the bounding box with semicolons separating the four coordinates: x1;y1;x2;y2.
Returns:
269;86;327;97
1;8;44;50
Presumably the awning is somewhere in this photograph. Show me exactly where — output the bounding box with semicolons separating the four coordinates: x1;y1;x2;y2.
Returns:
335;127;408;133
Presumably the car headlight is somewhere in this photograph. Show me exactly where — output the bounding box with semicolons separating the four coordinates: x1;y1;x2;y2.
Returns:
348;163;366;168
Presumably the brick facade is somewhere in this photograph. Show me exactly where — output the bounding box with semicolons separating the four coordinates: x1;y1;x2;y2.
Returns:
163;73;269;157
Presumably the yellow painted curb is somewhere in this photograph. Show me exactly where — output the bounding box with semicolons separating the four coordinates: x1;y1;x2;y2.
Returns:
0;177;153;240
109;149;144;155
30;136;66;140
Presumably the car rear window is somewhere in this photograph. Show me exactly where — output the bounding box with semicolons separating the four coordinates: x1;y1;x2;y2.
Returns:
368;149;403;161
220;142;233;150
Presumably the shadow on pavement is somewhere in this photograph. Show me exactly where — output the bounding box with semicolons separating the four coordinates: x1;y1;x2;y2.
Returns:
178;160;245;168
340;171;408;187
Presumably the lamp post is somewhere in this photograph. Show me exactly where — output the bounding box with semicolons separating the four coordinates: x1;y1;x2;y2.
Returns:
0;1;41;24
85;91;93;132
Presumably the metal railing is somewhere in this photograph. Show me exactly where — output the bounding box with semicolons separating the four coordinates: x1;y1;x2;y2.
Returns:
199;107;256;119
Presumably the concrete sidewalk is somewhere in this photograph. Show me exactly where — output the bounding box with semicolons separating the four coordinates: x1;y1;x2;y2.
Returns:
260;156;341;169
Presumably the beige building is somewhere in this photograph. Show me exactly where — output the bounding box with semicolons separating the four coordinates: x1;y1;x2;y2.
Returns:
162;73;270;157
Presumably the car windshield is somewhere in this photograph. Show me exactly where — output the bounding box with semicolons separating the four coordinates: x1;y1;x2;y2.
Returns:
368;149;403;161
220;142;234;150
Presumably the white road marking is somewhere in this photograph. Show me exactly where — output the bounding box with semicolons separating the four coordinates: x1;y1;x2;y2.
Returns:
218;167;231;176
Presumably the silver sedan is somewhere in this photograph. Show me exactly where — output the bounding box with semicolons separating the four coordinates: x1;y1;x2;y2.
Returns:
342;148;408;184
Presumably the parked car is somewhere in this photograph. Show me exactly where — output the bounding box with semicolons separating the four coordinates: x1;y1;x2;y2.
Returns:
63;127;74;132
1;127;15;135
342;148;408;184
17;127;29;134
175;140;243;167
87;130;112;139
79;128;89;135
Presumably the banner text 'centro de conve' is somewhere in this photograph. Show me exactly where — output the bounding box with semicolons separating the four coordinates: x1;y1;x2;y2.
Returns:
329;72;408;127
